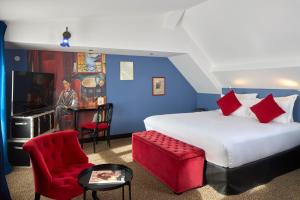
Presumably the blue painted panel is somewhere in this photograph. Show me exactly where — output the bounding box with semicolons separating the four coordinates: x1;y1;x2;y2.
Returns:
106;55;197;135
197;93;220;110
223;88;300;122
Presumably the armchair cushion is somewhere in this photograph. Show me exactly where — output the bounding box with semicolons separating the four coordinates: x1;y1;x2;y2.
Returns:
49;163;94;199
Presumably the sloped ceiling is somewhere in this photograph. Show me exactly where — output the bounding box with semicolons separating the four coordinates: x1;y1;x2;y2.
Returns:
1;0;300;93
181;0;300;92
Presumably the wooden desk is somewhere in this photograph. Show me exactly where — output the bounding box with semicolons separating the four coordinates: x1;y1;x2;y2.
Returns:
68;107;98;130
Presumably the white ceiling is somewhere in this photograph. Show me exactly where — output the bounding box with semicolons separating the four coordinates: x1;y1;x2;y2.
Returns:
2;0;300;93
182;0;300;67
180;0;300;92
0;0;203;20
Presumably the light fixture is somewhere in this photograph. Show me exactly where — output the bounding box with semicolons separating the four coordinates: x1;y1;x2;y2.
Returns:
233;79;249;86
60;27;71;47
277;78;299;88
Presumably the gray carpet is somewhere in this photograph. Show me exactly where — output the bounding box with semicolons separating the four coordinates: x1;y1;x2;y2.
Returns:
6;138;300;200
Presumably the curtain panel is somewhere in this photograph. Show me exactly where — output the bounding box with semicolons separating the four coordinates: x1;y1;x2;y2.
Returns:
0;20;12;199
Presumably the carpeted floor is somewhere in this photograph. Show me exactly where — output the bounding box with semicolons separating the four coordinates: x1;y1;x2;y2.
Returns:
6;138;300;200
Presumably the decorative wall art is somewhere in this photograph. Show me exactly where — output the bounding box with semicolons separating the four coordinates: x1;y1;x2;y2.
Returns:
28;50;106;130
120;61;134;80
152;77;165;96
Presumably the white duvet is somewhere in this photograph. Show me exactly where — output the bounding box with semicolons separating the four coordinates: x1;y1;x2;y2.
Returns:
144;111;300;168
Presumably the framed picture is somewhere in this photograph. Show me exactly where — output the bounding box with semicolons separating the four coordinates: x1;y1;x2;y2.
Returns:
152;77;165;96
120;61;134;80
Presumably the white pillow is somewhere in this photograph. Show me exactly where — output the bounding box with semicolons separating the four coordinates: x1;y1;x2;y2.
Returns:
232;98;260;118
249;95;298;123
273;95;298;123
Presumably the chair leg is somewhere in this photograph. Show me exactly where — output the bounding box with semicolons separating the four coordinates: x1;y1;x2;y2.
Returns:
95;132;98;145
92;133;96;153
34;192;40;200
92;191;99;200
107;128;111;148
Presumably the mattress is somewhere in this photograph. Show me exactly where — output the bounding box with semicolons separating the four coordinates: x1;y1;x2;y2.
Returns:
144;111;300;168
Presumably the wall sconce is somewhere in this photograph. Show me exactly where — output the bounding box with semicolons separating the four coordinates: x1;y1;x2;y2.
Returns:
60;27;71;47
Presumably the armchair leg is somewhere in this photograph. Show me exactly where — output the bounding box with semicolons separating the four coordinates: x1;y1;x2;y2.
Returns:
34;192;40;200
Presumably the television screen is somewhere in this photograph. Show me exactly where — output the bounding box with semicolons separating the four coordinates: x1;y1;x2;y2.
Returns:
12;71;54;115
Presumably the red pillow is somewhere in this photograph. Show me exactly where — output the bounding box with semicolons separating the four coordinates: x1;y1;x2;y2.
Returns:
217;90;242;116
250;94;285;123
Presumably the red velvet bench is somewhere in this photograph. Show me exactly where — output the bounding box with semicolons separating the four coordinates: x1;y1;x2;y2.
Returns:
132;131;205;194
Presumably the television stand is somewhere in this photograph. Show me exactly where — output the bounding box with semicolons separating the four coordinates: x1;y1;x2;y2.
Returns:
8;109;55;166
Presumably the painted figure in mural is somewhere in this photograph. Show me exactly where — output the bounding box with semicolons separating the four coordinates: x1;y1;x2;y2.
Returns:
95;73;106;97
55;79;78;130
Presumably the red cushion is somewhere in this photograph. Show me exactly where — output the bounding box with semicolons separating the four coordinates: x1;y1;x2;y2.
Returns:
81;122;109;130
250;94;285;123
217;90;242;116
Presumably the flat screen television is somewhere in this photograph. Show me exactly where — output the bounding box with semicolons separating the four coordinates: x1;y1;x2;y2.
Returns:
12;71;54;115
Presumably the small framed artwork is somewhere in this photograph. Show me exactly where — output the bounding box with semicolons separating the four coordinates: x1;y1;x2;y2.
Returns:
120;61;134;80
152;77;165;96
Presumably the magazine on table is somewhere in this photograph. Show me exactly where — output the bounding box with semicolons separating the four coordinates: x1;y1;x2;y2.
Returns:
89;170;125;184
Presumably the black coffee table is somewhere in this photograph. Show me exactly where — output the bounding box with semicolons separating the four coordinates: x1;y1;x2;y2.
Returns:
78;164;133;200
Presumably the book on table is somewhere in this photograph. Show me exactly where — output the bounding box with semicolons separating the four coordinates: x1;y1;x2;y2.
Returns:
89;170;125;184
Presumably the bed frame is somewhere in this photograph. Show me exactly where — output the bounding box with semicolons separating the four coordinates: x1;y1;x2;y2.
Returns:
205;145;300;195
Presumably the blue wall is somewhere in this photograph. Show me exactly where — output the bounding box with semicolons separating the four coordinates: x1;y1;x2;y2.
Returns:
197;93;220;110
106;55;197;135
5;50;197;135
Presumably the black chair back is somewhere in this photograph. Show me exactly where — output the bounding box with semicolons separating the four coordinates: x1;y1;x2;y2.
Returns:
94;103;113;132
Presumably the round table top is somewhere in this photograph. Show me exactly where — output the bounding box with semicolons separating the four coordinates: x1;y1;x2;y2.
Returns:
78;164;133;191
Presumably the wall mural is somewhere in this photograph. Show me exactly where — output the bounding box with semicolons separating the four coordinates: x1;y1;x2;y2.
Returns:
28;50;106;130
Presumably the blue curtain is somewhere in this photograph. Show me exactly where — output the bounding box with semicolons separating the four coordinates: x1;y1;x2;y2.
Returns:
0;21;12;200
0;21;11;174
0;125;11;200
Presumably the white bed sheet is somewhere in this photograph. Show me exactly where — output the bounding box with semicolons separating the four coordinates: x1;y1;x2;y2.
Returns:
144;111;300;168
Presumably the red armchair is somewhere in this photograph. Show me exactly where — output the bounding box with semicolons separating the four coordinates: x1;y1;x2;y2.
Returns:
23;130;94;200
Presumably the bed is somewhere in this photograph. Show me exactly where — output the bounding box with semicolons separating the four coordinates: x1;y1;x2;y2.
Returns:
144;110;300;194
